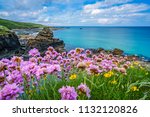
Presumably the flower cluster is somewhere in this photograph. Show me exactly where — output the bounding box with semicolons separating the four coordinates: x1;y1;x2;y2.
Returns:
0;83;23;100
0;46;143;100
58;86;78;100
59;83;91;100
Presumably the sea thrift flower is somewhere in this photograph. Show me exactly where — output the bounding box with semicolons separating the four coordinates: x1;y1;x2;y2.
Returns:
45;64;61;74
119;68;126;74
59;86;78;100
85;50;92;55
75;48;84;54
28;48;40;57
100;59;116;71
0;83;23;100
69;74;77;80
11;56;23;65
88;65;101;74
77;62;87;70
77;83;91;98
35;67;44;80
0;72;5;85
47;46;54;52
29;57;38;63
0;61;5;72
6;70;23;84
123;64;128;69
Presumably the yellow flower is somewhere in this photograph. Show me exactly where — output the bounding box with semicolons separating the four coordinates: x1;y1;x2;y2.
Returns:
104;71;114;78
104;73;111;78
69;74;77;80
130;86;139;91
133;61;139;66
130;65;134;68
109;71;114;75
111;80;117;85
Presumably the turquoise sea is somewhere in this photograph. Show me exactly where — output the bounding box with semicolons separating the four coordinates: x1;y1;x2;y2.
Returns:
54;27;150;58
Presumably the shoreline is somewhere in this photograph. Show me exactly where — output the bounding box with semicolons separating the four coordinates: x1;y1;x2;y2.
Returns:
1;27;150;62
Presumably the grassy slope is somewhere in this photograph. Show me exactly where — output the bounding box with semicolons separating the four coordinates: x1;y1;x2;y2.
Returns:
0;18;45;29
0;25;10;35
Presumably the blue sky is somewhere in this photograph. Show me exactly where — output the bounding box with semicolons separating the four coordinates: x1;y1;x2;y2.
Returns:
0;0;150;26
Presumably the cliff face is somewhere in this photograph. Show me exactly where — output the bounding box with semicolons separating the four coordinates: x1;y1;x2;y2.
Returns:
27;27;65;52
0;32;21;53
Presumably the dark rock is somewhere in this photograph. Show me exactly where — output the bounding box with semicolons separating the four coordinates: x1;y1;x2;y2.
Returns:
97;48;104;53
126;55;139;61
27;27;65;53
35;27;53;40
112;48;124;55
0;32;21;53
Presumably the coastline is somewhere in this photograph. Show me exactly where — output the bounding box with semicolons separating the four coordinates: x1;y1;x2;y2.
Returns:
0;27;150;63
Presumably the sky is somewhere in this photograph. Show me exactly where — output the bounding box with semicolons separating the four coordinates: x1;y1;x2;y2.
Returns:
0;0;150;26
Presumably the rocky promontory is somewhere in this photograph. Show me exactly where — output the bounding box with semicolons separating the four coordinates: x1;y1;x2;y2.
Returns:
0;30;21;55
26;27;65;53
0;27;65;59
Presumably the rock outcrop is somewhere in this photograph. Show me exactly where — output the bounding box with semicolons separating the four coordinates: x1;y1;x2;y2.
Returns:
0;32;21;54
27;27;65;52
112;48;124;55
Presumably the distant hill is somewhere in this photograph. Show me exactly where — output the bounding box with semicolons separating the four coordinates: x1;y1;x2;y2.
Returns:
0;18;45;29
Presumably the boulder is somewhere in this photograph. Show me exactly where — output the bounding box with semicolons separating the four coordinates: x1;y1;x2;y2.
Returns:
35;27;53;40
112;48;124;55
0;32;21;53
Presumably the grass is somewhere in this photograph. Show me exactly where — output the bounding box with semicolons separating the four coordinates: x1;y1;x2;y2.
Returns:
0;25;10;35
0;18;45;29
20;59;150;100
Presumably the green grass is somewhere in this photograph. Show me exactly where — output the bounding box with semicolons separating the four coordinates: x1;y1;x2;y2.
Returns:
20;64;150;100
0;25;10;35
0;18;45;29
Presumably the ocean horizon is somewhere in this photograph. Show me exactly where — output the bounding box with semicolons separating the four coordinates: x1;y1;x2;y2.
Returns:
54;26;150;59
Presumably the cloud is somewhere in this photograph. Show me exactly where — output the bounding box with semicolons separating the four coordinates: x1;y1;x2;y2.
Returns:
0;0;150;26
97;18;119;24
19;6;48;17
82;0;150;25
0;11;9;17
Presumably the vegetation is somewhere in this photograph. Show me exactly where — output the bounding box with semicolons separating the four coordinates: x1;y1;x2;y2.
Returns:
0;47;150;100
0;25;10;35
0;18;45;29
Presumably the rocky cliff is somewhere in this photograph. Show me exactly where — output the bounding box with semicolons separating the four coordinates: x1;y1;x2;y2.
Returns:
0;31;21;54
27;27;65;52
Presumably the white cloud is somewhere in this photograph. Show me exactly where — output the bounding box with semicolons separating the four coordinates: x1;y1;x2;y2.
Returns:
98;18;120;24
91;9;101;15
20;6;48;17
82;0;150;25
0;11;9;17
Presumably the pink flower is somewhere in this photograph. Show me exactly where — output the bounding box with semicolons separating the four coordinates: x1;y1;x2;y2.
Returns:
77;83;91;98
0;83;23;100
47;46;54;52
85;50;92;55
59;86;78;100
0;61;5;72
28;48;40;57
88;65;102;74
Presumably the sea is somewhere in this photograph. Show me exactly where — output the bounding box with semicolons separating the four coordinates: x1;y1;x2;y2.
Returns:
14;27;150;60
53;26;150;59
